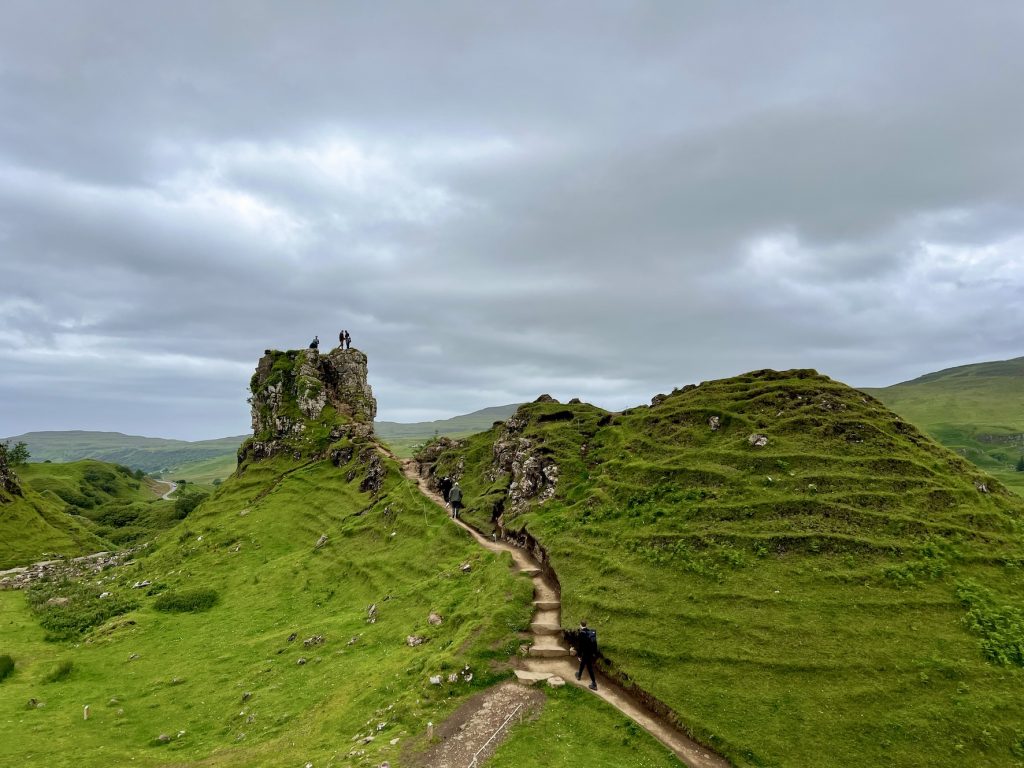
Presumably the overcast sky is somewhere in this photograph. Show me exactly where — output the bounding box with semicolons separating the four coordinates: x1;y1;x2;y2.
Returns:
2;2;1023;440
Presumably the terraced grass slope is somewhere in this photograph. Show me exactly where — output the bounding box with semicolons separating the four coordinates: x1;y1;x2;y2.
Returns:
862;356;1024;494
427;369;1024;767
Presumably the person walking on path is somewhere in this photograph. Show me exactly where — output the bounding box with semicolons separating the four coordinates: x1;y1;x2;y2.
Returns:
448;480;463;519
575;620;599;690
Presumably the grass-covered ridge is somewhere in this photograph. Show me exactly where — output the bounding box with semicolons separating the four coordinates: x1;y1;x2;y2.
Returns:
428;369;1024;767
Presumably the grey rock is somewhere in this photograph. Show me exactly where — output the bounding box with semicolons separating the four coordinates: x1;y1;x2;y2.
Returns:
748;433;769;448
708;415;721;431
427;612;443;626
314;534;328;549
406;635;425;647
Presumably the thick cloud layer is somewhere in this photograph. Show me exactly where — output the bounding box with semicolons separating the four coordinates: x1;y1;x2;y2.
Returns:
2;2;1023;439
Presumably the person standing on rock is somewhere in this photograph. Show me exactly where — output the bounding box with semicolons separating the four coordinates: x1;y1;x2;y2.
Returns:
448;480;463;520
575;620;599;690
339;330;346;348
344;330;352;350
309;335;319;350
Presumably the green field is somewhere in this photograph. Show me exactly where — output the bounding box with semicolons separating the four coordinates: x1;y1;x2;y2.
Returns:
428;370;1024;767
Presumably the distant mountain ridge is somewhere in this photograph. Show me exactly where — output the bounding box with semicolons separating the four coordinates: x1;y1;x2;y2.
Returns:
4;430;249;477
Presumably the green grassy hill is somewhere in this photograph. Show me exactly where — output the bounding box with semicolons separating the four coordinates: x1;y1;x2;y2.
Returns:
426;370;1024;767
0;460;195;568
863;356;1024;494
0;485;108;570
376;404;522;457
0;449;679;767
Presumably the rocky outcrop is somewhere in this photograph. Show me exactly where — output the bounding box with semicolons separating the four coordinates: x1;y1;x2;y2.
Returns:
243;346;377;462
489;407;560;514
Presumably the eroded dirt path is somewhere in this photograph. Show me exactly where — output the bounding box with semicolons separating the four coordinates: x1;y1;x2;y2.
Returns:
398;456;731;768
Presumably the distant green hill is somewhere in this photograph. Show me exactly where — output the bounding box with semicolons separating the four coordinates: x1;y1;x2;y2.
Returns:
376;404;522;457
6;431;249;480
862;356;1024;493
424;371;1024;767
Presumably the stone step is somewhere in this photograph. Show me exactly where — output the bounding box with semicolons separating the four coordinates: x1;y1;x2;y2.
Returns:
514;669;553;684
533;600;559;611
529;645;571;658
531;623;562;635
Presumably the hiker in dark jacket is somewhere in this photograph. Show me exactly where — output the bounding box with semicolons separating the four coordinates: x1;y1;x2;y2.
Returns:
448;481;463;519
438;476;453;503
575;620;598;690
309;335;319;350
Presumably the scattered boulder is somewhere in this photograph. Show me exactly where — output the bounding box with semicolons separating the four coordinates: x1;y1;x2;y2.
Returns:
975;482;990;493
406;636;425;647
366;603;377;624
297;658;307;666
708;415;721;431
314;534;328;549
427;612;443;626
748;433;769;448
303;634;325;648
429;675;442;685
459;562;472;573
156;733;171;744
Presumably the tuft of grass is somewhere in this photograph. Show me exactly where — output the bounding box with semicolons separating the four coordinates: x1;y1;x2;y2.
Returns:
42;659;74;683
153;587;219;613
25;580;138;641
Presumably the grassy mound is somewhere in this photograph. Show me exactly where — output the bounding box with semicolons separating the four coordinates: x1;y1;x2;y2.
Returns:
428;369;1024;767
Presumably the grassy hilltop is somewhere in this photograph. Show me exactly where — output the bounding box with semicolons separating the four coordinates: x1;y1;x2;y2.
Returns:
863;356;1024;495
427;369;1024;767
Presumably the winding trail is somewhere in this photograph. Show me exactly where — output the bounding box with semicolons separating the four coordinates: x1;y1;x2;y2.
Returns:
154;479;178;500
398;456;731;768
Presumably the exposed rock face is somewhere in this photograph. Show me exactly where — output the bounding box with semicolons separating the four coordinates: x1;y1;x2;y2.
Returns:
243;346;377;461
489;407;560;513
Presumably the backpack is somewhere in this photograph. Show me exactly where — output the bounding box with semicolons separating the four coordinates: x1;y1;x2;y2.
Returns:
580;628;597;655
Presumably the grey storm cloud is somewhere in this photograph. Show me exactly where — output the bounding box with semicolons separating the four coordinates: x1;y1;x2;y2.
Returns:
2;1;1023;439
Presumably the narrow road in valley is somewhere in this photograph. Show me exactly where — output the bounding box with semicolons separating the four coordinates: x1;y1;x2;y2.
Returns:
155;479;177;500
397;455;731;768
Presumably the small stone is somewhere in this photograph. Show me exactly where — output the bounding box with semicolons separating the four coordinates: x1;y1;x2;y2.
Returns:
459;562;472;573
239;509;249;517
242;691;252;702
361;735;374;744
315;534;328;549
131;580;151;589
108;697;119;706
156;733;171;744
547;676;566;688
406;635;425;647
128;653;140;661
389;738;400;746
427;612;443;626
747;433;769;448
429;675;442;685
297;658;307;666
708;415;721;431
287;632;297;642
177;730;186;738
376;721;387;731
447;673;458;683
99;592;112;599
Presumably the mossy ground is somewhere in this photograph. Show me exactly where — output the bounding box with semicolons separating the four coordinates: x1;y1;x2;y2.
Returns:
434;370;1024;767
